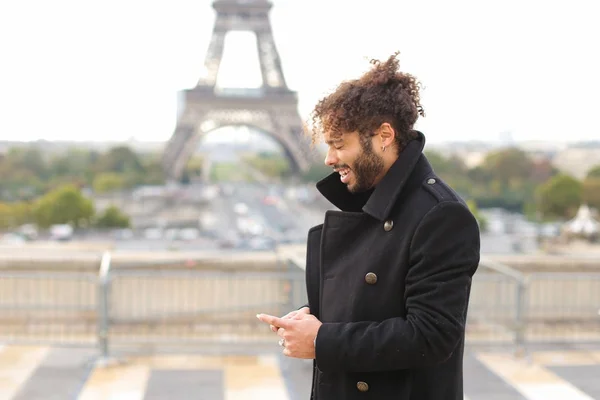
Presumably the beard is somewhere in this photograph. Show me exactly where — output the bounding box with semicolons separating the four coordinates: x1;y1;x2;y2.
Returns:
345;139;385;193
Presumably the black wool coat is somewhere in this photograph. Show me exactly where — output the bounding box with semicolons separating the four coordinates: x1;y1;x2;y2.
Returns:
304;131;481;400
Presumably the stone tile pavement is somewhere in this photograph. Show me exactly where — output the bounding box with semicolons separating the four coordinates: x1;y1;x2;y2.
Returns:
1;343;600;399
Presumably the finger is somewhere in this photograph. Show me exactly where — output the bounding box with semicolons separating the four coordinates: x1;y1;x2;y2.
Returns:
283;311;298;319
270;324;278;333
277;327;285;338
282;347;292;357
257;314;291;329
291;312;306;320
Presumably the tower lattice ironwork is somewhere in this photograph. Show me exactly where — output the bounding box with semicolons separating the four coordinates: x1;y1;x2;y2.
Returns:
162;0;315;181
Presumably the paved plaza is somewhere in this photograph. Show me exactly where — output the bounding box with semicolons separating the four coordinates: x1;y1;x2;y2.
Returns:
2;343;600;399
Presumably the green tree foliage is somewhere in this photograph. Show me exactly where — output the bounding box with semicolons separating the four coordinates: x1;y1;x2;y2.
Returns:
32;184;95;228
243;152;291;179
302;163;332;182
0;141;592;227
185;156;204;176
466;199;488;232
586;165;600;179
141;159;166;185
0;202;33;230
472;148;554;212
95;206;130;228
0;144;168;202
92;146;148;188
535;174;583;219
481;148;533;185
425;151;472;196
0;148;48;201
93;146;144;175
210;162;253;182
582;178;600;211
426;148;558;214
0;203;11;229
93;173;127;193
48;148;98;183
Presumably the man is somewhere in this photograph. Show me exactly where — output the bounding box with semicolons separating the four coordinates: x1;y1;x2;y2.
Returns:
257;52;480;399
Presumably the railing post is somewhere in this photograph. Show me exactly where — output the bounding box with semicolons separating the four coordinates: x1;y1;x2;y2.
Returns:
287;259;296;311
514;277;528;358
98;251;112;363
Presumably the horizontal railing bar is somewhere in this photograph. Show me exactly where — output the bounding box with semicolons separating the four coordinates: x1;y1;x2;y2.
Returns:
478;256;526;283
0;305;96;311
527;273;600;279
0;273;96;281
111;271;304;279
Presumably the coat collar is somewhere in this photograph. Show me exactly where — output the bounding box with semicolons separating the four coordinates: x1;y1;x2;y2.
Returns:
316;130;427;221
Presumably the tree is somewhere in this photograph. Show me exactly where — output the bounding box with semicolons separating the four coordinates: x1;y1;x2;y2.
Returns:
243;153;290;179
0;147;47;201
425;150;473;196
185;156;204;178
48;148;97;185
93;146;144;175
140;160;166;185
0;202;33;230
466;199;488;232
95;206;130;228
481;148;534;186
0;144;163;202
587;165;600;179
302;163;332;182
530;158;558;184
582;178;600;212
465;148;558;214
93;173;127;193
425;150;468;177
32;184;95;228
7;147;48;179
0;203;14;230
535;174;583;220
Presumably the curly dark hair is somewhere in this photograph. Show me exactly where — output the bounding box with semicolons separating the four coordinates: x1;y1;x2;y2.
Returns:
309;51;425;152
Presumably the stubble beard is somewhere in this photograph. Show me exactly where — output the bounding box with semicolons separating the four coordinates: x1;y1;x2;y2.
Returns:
347;139;385;193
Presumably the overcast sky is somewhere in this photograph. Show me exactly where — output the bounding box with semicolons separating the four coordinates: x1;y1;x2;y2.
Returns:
0;0;598;145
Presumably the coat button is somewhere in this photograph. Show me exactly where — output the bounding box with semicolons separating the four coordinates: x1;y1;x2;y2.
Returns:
427;178;436;184
383;220;393;231
365;272;377;284
356;381;369;392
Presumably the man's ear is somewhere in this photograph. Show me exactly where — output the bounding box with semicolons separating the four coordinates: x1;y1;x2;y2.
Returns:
378;122;396;148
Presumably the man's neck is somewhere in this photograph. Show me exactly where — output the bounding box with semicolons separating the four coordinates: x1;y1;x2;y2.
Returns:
372;155;400;187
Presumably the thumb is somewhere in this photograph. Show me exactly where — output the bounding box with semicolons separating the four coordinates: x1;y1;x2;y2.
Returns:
257;313;292;329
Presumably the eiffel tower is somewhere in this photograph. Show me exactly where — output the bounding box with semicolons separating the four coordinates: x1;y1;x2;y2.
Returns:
162;0;315;182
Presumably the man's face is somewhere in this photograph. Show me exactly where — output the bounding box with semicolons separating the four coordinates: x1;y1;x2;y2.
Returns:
324;131;385;193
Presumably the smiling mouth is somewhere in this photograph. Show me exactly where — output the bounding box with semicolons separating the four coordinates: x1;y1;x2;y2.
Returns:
336;167;352;183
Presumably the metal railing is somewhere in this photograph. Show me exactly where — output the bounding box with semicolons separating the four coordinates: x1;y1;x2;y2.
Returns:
456;257;600;354
286;254;600;355
1;251;599;360
0;262;98;347
0;251;306;360
467;256;528;351
97;251;111;359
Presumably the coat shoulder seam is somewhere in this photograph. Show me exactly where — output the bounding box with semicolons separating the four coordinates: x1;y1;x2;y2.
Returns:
421;177;459;203
408;201;471;254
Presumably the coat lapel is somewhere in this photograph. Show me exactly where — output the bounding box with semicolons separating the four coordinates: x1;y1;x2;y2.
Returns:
316;130;427;221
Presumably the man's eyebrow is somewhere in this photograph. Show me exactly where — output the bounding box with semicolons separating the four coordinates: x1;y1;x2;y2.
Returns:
325;137;343;145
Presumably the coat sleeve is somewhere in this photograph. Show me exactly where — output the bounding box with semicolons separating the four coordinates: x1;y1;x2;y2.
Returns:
314;201;480;372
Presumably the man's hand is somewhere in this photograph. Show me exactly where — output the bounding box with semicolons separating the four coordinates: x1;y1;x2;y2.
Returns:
257;312;322;359
269;307;310;333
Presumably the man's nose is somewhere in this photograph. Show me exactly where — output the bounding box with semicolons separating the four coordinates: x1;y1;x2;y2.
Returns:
324;148;337;166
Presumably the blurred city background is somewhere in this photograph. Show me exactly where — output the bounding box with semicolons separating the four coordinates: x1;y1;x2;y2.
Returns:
1;0;600;399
